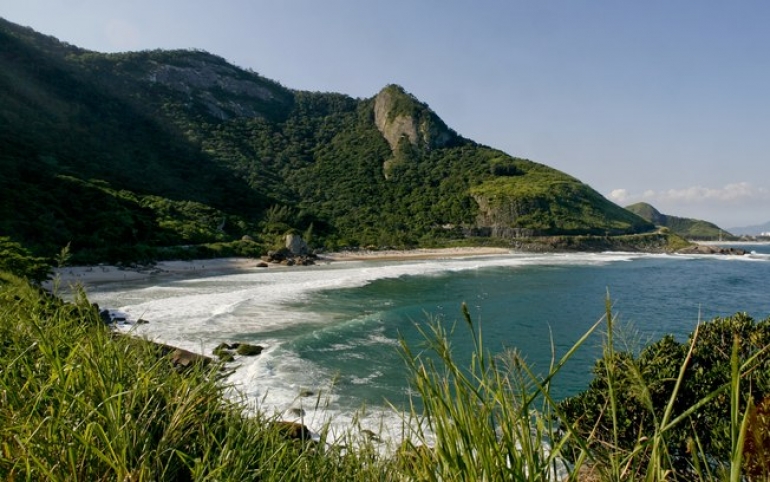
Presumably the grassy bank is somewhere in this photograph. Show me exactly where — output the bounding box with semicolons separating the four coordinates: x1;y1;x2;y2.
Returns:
2;270;769;480
0;272;390;481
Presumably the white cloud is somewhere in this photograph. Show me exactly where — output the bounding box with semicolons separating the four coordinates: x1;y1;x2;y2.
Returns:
609;182;770;206
609;189;629;203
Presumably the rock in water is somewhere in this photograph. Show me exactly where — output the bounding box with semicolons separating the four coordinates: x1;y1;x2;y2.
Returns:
236;343;264;356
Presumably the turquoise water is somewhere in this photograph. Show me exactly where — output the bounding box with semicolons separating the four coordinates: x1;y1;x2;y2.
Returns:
288;248;770;406
87;245;770;436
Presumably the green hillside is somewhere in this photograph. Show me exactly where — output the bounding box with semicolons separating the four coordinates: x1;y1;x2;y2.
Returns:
0;18;654;264
625;202;733;240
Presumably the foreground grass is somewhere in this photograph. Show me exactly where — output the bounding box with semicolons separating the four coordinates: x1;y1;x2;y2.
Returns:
2;271;769;480
0;272;391;481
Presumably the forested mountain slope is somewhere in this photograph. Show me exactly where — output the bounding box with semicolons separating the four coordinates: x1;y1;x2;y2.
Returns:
0;18;653;263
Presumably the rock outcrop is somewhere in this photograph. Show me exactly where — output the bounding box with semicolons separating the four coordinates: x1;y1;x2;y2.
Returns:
169;347;211;369
677;245;747;256
373;85;455;153
236;343;264;356
112;332;213;370
285;234;309;256
141;52;292;121
261;236;317;266
213;342;264;360
472;193;542;238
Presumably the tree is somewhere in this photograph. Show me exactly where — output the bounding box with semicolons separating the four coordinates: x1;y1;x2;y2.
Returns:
0;237;51;283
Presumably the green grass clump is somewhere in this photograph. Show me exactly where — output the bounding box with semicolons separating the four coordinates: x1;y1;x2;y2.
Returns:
398;302;587;480
0;272;387;481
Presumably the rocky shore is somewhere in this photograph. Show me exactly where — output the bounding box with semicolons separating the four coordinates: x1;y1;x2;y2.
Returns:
675;245;748;256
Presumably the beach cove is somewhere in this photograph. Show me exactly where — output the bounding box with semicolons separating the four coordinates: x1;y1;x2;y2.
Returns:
56;244;770;446
46;247;512;287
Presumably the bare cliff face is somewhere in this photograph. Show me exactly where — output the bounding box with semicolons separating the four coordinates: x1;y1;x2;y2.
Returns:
373;85;454;152
472;194;541;237
148;60;275;101
145;57;290;120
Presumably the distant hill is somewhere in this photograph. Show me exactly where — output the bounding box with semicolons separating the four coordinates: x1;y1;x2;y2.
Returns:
625;202;734;240
727;221;770;236
0;17;654;263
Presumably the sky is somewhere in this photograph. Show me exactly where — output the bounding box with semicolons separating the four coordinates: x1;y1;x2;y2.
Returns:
4;1;770;229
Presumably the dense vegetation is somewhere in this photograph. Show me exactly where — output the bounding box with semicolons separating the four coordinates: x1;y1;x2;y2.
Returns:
2;265;768;480
626;202;734;240
559;311;770;479
1;17;655;265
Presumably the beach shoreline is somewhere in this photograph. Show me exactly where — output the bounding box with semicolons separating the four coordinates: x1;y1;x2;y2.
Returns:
318;246;510;261
44;247;513;288
45;258;260;289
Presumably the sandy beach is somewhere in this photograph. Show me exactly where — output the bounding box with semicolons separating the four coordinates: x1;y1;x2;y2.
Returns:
318;246;511;261
44;247;513;289
45;258;260;289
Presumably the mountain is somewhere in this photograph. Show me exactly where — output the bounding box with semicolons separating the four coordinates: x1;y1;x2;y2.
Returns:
625;202;733;240
0;18;654;263
727;221;770;236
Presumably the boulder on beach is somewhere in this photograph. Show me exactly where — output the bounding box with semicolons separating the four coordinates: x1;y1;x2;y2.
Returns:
170;347;212;369
285;233;309;256
263;242;317;266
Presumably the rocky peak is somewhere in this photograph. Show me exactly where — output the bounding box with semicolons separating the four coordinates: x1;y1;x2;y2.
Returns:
373;85;454;152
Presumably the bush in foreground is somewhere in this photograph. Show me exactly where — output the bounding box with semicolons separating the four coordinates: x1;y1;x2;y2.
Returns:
559;309;770;479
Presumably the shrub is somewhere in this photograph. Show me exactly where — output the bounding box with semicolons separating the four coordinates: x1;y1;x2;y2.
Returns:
559;310;770;477
0;236;51;283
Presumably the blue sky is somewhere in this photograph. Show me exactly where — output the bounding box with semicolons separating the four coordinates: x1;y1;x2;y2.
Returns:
4;1;769;228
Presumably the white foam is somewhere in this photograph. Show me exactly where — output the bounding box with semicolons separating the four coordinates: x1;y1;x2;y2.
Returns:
747;252;770;261
91;251;665;372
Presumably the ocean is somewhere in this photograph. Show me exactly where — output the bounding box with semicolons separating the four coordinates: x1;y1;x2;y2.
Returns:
85;244;770;441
